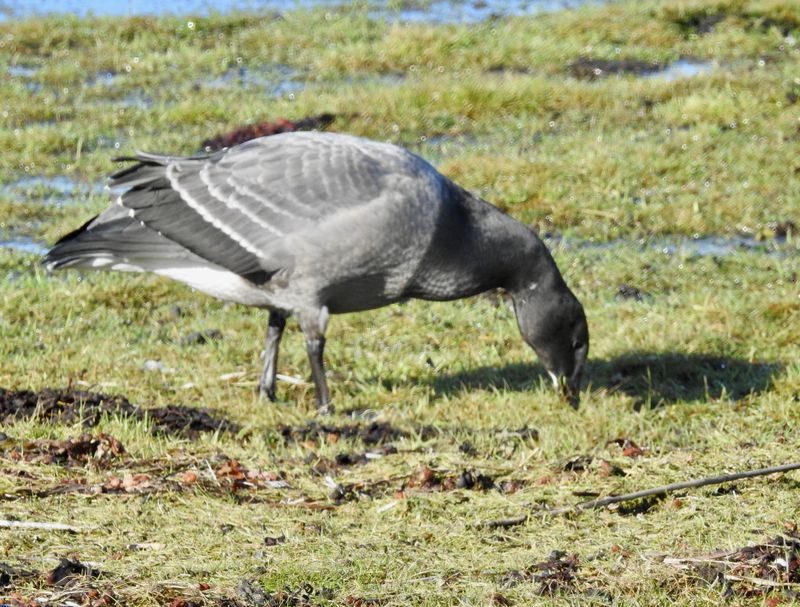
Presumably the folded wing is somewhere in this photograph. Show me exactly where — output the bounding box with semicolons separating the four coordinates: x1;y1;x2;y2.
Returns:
109;132;403;284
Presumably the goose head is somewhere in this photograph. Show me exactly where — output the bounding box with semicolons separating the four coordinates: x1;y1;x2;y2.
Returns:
511;280;589;408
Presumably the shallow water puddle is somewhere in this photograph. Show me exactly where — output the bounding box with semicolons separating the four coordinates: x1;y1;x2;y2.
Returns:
548;235;797;258
570;57;715;80
387;0;598;23
7;64;43;92
86;71;118;87
0;236;48;256
2;175;106;207
1;0;601;23
7;64;39;77
118;91;154;109
204;65;304;97
644;59;715;81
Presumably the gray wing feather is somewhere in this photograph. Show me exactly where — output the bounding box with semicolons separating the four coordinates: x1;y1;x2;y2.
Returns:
44;205;195;270
117;171;269;280
111;132;440;283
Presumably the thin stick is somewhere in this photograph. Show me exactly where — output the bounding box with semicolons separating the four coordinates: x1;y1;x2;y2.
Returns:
480;461;800;528
482;514;529;529
554;461;800;514
0;519;81;532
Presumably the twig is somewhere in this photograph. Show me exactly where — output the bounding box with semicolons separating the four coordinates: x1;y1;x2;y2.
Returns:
276;373;307;386
481;514;529;529
479;461;800;528
553;461;800;514
0;519;81;532
203;458;221;488
722;575;800;588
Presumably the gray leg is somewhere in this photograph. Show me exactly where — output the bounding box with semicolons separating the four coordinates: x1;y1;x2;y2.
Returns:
259;311;286;401
299;306;331;412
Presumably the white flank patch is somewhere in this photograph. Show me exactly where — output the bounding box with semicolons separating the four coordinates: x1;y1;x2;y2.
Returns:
88;257;145;272
151;262;272;307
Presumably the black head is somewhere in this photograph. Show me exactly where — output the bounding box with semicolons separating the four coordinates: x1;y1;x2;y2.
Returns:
511;284;589;408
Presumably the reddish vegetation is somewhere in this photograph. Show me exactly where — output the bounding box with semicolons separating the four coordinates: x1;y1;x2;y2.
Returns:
202;113;336;151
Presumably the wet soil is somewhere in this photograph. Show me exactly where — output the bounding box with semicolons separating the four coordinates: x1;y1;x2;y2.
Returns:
141;404;239;438
0;388;136;426
672;11;726;35
0;387;239;437
569;57;663;80
668;6;800;37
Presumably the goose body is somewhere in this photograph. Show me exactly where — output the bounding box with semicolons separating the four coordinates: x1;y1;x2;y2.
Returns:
45;132;589;409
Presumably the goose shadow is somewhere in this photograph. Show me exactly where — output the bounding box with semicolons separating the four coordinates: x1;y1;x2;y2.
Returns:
424;352;782;407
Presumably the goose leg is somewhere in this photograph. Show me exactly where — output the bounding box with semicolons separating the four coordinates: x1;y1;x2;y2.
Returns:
259;311;286;401
299;306;331;412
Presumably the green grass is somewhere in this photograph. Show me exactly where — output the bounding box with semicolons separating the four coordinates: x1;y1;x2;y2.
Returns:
1;0;800;605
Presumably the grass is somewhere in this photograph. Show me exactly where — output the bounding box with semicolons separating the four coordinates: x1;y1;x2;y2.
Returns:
1;0;800;604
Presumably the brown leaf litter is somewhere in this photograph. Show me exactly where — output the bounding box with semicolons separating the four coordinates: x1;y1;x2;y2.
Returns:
0;562;36;588
330;465;527;504
0;387;239;437
306;445;398;475
280;421;407;447
236;580;334;607
4;454;288;499
99;457;287;495
3;434;125;467
664;525;800;598
401;467;499;492
607;437;649;458
499;551;582;595
2;561;381;607
0;557;110;607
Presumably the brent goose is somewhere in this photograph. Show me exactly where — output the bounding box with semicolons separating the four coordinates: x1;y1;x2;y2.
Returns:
45;132;589;410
